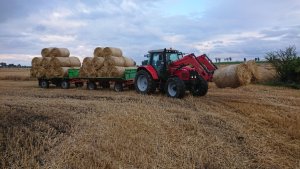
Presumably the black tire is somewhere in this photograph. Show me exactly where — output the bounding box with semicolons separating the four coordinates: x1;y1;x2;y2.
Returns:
165;77;185;98
61;80;70;89
75;82;84;88
101;81;110;88
134;70;156;94
87;81;97;90
114;82;123;92
190;75;208;96
40;80;49;89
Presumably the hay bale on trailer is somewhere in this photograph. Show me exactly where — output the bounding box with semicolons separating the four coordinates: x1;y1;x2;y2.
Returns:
41;57;52;68
80;57;93;77
92;57;105;69
104;56;125;66
93;47;103;57
123;57;136;67
31;57;42;67
102;47;123;57
41;48;54;57
49;48;70;57
213;63;252;88
47;67;80;78
49;57;81;68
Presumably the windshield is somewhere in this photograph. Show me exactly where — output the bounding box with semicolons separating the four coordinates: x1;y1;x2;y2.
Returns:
167;52;183;62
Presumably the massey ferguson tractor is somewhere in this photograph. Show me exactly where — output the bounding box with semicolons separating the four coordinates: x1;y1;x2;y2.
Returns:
134;48;217;98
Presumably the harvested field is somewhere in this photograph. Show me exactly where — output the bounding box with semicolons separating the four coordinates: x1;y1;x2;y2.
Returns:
0;68;299;169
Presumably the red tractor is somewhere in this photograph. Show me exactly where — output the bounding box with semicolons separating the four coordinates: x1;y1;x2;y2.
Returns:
134;48;217;98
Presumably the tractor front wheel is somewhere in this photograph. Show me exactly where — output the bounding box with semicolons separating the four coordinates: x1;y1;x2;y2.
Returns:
165;77;185;98
190;75;208;96
135;70;156;94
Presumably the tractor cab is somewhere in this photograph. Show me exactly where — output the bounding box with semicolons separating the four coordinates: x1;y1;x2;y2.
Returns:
147;48;183;79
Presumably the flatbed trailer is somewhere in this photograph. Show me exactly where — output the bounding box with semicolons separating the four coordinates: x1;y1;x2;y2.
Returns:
38;68;137;92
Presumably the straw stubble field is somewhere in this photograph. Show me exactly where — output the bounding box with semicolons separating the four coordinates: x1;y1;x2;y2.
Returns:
0;68;299;169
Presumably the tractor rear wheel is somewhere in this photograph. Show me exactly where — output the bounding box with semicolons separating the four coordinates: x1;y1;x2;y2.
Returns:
190;75;208;96
165;77;185;98
135;70;156;94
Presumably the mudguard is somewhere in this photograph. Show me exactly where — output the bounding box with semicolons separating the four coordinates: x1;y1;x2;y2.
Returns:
137;65;159;80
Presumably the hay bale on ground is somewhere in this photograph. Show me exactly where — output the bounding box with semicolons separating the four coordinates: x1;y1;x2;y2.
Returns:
256;65;277;83
49;48;70;57
246;61;259;82
123;57;136;67
49;57;81;68
41;48;54;57
105;56;125;66
102;47;123;57
92;57;105;69
93;47;103;57
213;63;252;88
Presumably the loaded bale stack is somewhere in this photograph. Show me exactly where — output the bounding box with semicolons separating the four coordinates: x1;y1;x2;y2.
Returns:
81;47;136;78
30;47;81;78
213;61;258;88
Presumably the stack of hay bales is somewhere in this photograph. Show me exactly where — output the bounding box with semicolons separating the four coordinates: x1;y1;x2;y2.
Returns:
80;47;136;78
30;47;81;78
213;61;259;88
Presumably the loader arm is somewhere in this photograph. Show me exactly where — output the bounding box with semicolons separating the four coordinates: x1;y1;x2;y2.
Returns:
169;53;211;81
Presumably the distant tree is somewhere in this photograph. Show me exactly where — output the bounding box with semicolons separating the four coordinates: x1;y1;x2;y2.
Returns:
229;57;232;62
244;58;246;62
265;46;300;83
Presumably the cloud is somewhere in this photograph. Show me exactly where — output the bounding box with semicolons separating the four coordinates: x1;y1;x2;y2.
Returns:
0;0;300;65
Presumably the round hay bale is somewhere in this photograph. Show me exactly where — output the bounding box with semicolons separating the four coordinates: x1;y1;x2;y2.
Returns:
30;68;37;78
213;63;252;88
31;57;42;68
41;48;54;57
49;57;81;68
41;57;52;68
49;48;70;57
93;47;103;57
102;47;123;57
105;56;125;66
123;57;135;67
256;65;277;83
54;67;81;78
108;66;126;77
246;61;259;82
92;57;105;69
80;57;93;77
98;66;110;77
36;67;47;78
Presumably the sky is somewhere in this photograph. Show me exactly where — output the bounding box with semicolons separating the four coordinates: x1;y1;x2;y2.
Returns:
0;0;299;65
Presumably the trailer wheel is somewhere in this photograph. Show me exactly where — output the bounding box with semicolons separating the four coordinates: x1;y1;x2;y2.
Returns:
190;75;208;96
114;82;123;92
75;82;84;88
40;80;49;89
61;80;70;89
87;81;97;90
165;77;185;98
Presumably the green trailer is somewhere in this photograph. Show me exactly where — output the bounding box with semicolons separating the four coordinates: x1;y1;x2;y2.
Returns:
38;67;137;92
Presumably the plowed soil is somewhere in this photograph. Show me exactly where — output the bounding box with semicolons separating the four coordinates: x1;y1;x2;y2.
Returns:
0;70;299;168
